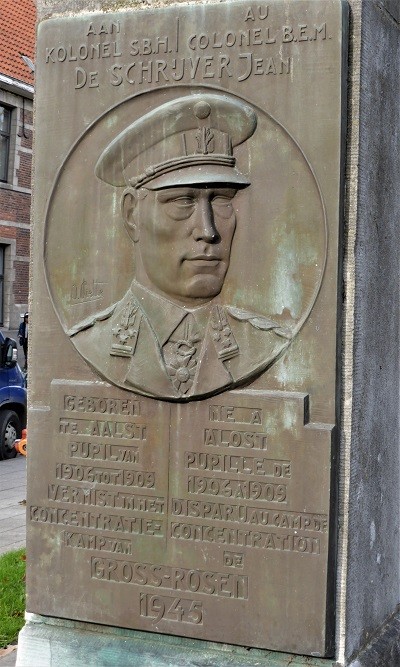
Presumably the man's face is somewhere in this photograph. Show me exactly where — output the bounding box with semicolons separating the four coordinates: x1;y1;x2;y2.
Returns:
132;185;238;306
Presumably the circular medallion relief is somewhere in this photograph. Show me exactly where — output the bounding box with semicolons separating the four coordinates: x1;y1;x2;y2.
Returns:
45;86;326;401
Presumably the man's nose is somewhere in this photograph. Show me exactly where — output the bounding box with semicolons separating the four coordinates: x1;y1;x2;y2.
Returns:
192;198;220;243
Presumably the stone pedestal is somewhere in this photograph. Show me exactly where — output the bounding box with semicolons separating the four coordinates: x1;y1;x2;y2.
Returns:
17;613;336;667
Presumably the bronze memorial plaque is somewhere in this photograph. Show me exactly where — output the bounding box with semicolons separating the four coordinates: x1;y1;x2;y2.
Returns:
28;0;347;657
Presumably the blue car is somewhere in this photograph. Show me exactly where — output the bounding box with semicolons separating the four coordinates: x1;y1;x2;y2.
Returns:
0;332;27;460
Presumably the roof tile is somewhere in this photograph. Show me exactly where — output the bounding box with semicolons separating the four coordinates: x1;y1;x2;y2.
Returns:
0;0;36;86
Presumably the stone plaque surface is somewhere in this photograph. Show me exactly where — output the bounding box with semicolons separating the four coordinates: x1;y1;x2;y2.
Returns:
28;0;347;658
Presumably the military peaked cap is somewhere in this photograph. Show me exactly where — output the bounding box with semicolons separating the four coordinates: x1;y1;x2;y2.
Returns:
95;93;257;189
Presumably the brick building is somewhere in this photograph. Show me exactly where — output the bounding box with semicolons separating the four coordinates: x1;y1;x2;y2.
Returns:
0;0;35;328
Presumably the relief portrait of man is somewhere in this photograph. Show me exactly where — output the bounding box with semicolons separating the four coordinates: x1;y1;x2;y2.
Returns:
68;93;293;400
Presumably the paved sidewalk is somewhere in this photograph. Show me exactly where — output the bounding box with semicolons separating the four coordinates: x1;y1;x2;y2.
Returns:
0;334;28;666
0;455;26;666
0;647;17;667
0;455;26;555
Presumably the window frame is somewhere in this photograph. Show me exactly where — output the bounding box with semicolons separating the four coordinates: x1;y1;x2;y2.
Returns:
0;104;12;183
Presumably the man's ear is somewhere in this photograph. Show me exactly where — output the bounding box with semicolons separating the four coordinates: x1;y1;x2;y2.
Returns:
121;187;140;242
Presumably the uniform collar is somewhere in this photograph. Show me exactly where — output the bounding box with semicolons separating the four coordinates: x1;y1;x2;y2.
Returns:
129;280;217;347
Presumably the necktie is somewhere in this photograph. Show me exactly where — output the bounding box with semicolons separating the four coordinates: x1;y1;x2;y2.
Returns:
162;314;202;395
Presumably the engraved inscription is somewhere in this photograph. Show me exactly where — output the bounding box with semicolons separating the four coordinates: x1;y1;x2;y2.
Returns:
91;558;248;599
237;52;291;81
28;382;172;604
70;278;106;305
185;451;290;477
223;551;244;568
187;24;328;50
64;394;140;415
30;506;164;536
43;384;169;564
45;41;122;63
140;594;203;625
170;523;320;554
69;441;139;463
172;499;327;532
48;484;165;512
29;382;336;652
55;463;155;487
187;475;287;502
59;418;146;439
209;405;262;424
204;428;268;449
86;20;121;36
42;7;333;91
63;530;133;555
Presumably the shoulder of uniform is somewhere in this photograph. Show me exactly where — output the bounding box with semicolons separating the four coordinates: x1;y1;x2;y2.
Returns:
225;306;292;339
68;303;117;337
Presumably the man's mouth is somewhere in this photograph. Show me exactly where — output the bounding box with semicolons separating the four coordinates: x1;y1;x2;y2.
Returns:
185;257;220;268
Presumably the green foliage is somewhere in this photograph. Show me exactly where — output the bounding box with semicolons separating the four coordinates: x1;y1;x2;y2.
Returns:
0;549;26;648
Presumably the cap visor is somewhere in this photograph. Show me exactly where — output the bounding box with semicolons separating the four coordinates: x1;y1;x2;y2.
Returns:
144;165;250;190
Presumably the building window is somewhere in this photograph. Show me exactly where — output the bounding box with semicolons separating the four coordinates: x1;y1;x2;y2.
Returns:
0;105;11;183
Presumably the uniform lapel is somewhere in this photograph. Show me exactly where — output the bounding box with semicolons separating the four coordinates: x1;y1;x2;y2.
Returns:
124;315;180;398
191;307;234;396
